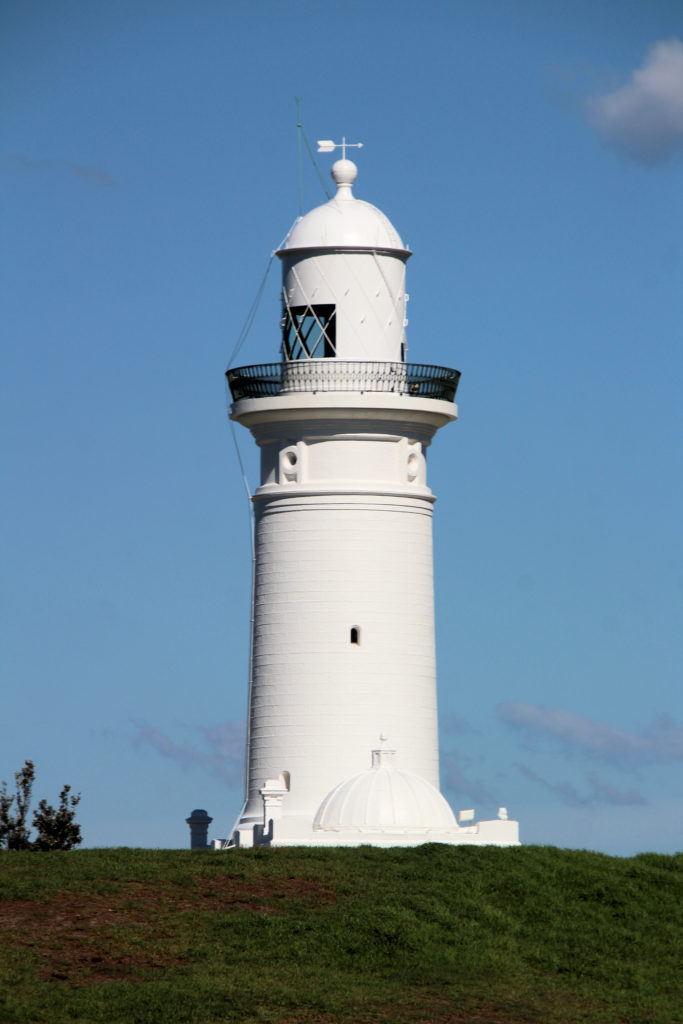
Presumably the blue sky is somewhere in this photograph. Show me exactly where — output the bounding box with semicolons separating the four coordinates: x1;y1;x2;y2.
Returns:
2;0;681;854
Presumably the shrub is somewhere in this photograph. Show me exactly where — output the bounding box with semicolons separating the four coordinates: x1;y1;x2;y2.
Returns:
0;760;81;851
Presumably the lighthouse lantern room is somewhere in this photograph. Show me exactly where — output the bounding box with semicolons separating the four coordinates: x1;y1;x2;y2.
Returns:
224;147;519;848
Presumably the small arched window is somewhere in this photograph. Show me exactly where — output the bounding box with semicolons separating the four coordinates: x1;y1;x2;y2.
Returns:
350;626;361;645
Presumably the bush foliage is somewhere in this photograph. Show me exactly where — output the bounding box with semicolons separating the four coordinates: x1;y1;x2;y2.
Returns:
0;761;81;852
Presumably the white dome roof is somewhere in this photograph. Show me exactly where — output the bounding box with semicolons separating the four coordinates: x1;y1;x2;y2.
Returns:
279;159;408;254
313;750;457;832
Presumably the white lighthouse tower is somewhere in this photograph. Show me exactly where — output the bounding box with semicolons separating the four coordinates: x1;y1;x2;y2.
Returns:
225;148;518;848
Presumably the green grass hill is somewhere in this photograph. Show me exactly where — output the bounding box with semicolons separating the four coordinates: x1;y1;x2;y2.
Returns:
1;844;681;1023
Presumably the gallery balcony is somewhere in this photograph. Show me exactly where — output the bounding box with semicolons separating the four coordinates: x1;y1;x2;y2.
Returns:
226;361;461;404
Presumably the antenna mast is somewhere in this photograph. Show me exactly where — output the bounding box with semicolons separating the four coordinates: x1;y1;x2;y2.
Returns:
296;97;303;217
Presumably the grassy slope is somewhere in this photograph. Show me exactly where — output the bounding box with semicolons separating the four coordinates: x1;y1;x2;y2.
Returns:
0;845;681;1024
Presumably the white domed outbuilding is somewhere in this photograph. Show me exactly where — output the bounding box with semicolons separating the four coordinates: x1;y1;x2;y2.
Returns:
312;748;460;846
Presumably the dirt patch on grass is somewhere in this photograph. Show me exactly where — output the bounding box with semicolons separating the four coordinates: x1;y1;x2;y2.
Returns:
277;999;538;1024
0;875;334;985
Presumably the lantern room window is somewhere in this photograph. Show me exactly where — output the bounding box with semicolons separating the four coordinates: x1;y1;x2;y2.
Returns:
283;304;336;359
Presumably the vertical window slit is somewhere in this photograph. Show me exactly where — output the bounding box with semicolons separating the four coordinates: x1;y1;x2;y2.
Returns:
350;626;360;645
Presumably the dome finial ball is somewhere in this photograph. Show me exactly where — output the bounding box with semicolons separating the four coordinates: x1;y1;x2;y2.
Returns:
331;158;358;188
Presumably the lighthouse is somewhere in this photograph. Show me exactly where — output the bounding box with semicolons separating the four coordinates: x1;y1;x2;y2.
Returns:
225;147;519;848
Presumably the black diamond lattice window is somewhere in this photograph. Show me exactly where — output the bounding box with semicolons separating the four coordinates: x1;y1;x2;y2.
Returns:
283;304;336;359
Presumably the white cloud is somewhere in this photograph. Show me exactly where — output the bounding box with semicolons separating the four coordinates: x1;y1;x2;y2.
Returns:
587;38;683;164
587;774;648;807
8;153;115;185
498;702;683;767
133;720;244;784
440;712;474;736
440;754;492;804
515;762;647;808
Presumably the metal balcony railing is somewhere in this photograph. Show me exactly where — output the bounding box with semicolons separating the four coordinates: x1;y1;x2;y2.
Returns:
226;361;461;403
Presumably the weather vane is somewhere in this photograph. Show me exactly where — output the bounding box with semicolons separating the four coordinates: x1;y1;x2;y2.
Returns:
317;136;364;160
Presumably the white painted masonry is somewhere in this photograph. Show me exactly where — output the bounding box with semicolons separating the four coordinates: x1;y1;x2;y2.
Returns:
225;155;519;848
